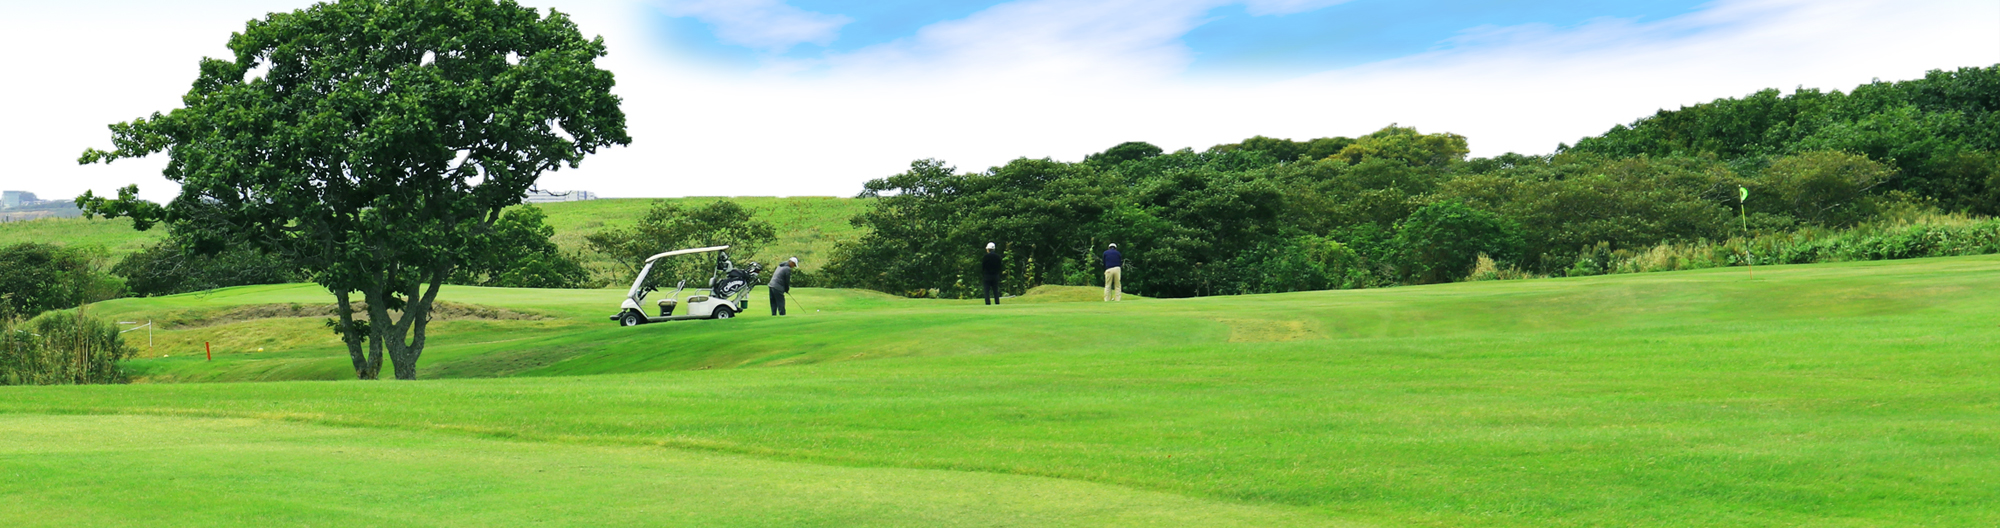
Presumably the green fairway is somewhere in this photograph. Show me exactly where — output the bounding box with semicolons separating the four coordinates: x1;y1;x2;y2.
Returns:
0;414;1325;527
5;256;1999;526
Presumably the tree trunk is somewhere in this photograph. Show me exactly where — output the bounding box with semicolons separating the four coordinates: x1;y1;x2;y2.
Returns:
362;277;400;380
332;290;379;380
376;264;450;380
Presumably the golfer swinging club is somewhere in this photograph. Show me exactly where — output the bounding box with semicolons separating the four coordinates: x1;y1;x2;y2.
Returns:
769;257;796;316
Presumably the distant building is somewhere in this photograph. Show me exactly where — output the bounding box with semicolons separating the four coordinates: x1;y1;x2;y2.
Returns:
523;189;598;203
0;191;80;222
2;190;38;209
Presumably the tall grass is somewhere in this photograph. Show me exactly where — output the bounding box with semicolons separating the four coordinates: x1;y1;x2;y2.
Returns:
1569;212;2000;276
0;311;132;385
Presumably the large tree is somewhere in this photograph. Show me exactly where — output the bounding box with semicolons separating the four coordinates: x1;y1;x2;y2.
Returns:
76;0;629;379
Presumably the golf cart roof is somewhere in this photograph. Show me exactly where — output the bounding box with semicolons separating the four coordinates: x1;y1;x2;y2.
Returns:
643;245;730;263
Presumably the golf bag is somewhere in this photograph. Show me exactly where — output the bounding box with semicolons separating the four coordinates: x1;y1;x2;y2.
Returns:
712;267;759;298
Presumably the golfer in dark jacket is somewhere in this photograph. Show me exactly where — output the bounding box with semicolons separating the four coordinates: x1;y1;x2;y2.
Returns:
1103;243;1122;302
768;257;795;316
981;242;1002;305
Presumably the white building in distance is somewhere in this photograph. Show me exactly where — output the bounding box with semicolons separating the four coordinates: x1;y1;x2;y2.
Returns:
2;190;40;208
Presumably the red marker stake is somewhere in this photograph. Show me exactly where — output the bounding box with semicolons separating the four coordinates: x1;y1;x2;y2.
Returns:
206;342;211;361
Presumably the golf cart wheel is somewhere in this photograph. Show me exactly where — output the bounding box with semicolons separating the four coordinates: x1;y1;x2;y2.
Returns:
620;311;645;326
712;307;734;320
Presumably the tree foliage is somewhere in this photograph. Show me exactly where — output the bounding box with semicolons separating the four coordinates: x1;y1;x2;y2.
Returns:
1569;65;2000;212
1083;141;1163;166
0;243;122;320
1391;201;1523;284
822;65;1998;297
76;0;628;380
453;205;590;288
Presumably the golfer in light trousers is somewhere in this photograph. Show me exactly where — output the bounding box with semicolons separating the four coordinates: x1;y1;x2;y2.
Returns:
1102;243;1123;302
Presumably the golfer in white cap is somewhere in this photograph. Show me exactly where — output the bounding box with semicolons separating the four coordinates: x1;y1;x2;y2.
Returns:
1102;243;1122;301
981;242;1003;305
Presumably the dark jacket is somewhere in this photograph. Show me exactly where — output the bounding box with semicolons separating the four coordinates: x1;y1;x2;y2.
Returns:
1103;248;1122;269
768;265;792;293
982;251;1002;277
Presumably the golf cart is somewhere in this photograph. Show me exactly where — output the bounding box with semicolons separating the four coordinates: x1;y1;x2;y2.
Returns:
610;245;761;326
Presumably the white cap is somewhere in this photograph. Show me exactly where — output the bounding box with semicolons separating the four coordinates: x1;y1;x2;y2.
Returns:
788;257;799;265
986;242;996;250
1108;243;1117;248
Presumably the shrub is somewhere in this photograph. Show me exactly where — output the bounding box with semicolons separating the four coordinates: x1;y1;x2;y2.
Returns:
1578;213;2000;275
115;240;297;297
0;311;132;385
1466;254;1542;281
1219;235;1386;293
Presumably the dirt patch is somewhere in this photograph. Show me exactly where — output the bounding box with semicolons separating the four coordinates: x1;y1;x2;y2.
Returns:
1217;318;1323;343
156;301;547;329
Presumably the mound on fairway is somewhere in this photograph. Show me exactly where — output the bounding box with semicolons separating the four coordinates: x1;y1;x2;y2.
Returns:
5;256;1998;526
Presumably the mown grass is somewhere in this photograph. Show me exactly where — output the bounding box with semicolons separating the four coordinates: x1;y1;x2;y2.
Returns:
4;256;1998;526
0;414;1325;527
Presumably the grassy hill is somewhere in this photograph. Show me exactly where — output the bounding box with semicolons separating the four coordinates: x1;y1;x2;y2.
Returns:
4;256;1998;526
0;216;163;259
537;197;870;283
0;197;869;279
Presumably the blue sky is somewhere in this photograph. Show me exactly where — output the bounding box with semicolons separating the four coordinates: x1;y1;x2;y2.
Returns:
4;0;1996;199
1178;0;1710;74
654;0;1715;75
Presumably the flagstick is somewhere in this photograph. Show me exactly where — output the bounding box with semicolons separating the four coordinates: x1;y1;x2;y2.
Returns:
1740;188;1752;280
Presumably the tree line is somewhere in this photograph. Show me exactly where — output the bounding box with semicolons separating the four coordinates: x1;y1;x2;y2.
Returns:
820;65;2000;298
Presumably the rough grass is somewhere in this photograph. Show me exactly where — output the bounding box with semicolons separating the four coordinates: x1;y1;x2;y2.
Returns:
4;256;1998;526
0;197;870;285
0;216;162;260
536;197;871;282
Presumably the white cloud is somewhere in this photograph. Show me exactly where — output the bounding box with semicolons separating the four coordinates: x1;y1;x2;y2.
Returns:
1239;0;1355;16
5;0;1996;202
817;0;1215;81
550;0;1999;198
1259;0;2000;156
654;0;851;52
784;0;1355;80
